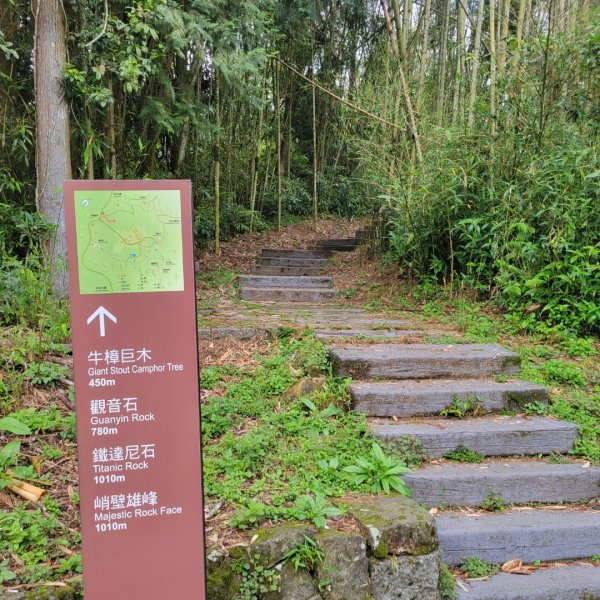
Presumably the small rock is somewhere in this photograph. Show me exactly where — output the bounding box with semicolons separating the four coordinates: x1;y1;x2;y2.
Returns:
206;550;241;598
348;496;438;558
316;530;370;600
369;551;441;600
283;377;323;402
0;590;76;600
262;562;322;600
231;524;317;568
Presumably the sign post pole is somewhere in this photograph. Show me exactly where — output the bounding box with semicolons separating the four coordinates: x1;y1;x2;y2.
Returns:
64;180;206;599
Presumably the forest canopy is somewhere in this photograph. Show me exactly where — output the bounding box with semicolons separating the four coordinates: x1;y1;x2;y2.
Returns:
0;0;598;333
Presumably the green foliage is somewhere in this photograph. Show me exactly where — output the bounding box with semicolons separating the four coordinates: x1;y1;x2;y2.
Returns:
549;392;600;462
0;504;80;584
283;535;324;571
459;557;499;579
344;442;412;495
0;253;69;339
540;359;586;387
233;559;280;600
0;416;31;435
440;395;484;419
24;362;68;387
9;406;76;440
523;401;547;416
200;330;427;529
295;493;345;529
200;364;240;389
480;493;505;513
195;203;270;245
444;446;485;464
0;558;16;584
439;562;456;600
384;140;599;335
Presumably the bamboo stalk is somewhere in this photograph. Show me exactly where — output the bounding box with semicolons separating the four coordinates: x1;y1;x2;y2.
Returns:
467;0;485;128
275;60;282;231
8;477;45;503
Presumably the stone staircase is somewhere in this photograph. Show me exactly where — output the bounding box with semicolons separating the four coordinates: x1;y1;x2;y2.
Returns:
238;230;370;302
329;341;600;598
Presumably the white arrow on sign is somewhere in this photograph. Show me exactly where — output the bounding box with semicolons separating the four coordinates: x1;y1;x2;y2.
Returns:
87;306;118;337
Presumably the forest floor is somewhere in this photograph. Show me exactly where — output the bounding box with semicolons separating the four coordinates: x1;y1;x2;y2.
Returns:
0;217;599;594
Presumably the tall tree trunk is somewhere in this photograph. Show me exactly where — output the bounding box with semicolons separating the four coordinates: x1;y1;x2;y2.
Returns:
497;0;512;73
402;0;412;60
391;0;404;58
107;80;117;178
281;95;292;177
33;0;72;297
467;0;485;128
452;0;466;125
489;0;497;154
214;71;221;255
275;61;282;231
382;0;424;164
416;0;432;113
511;0;528;72
312;71;318;228
249;86;265;233
436;0;451;122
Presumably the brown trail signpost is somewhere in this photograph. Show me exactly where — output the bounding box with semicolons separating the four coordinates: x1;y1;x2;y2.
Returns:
64;180;206;599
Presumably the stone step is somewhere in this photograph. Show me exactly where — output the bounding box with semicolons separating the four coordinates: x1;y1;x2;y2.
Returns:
294;318;415;329
354;229;375;239
455;564;600;600
456;564;600;600
313;244;359;252
437;509;600;565
239;287;338;303
250;265;325;276
316;238;360;247
256;257;328;268
404;461;600;507
330;344;521;380
261;248;331;258
314;329;426;340
372;416;579;457
238;275;333;289
350;379;549;417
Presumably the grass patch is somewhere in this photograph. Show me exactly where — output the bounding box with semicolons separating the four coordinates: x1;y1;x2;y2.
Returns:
444;446;485;463
459;557;499;579
202;331;416;530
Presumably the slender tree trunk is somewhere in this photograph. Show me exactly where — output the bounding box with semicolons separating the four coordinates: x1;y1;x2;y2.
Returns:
402;0;412;60
538;0;553;147
275;61;282;231
498;0;512;73
214;71;220;255
249;86;265;233
312;71;318;228
489;0;497;154
452;0;466;125
523;0;532;40
391;0;404;58
467;0;485;128
33;0;72;297
511;0;527;72
382;0;424;164
436;0;451;122
107;80;117;178
416;0;432;113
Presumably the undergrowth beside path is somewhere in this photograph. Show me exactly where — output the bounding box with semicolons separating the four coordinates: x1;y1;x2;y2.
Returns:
0;220;598;592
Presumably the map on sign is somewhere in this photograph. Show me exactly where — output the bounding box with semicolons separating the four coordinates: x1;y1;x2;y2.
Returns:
74;189;184;294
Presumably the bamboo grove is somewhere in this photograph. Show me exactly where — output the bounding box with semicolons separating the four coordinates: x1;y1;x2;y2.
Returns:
0;0;598;332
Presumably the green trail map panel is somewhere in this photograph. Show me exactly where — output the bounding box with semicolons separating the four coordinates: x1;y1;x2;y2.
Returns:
74;189;184;294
